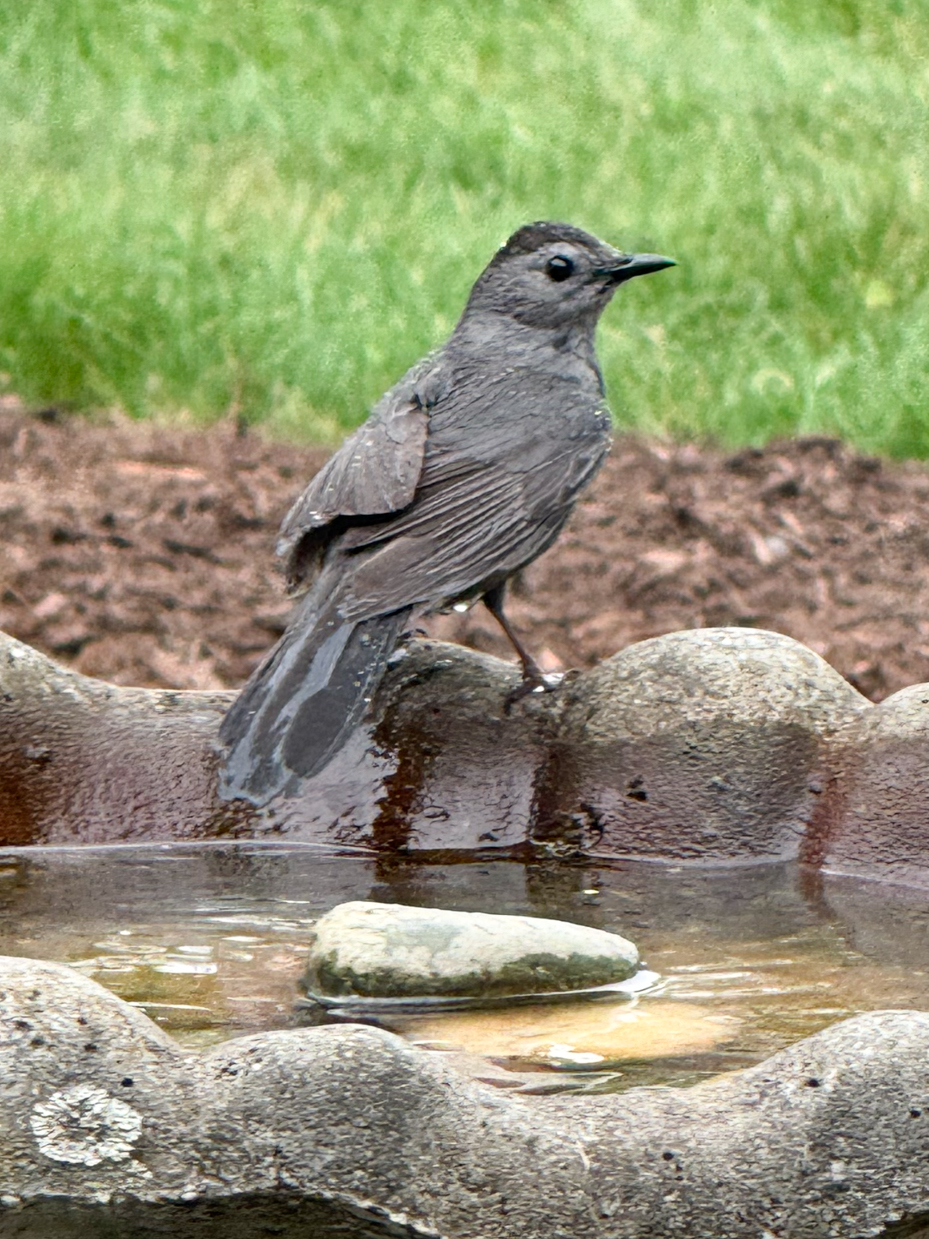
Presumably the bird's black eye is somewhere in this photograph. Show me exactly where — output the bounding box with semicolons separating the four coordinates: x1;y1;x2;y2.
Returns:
545;255;574;282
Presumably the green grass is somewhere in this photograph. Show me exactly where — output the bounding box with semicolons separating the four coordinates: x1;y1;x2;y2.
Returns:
1;0;928;454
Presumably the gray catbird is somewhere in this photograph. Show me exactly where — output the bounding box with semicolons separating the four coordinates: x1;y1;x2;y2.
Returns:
220;222;674;803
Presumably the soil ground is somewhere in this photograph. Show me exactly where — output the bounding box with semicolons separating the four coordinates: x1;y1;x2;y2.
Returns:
3;400;929;703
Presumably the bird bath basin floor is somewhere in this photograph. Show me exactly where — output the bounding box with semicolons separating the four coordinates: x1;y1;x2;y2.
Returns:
1;844;927;1094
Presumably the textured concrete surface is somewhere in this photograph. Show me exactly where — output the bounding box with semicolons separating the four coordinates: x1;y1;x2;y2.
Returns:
535;627;868;862
3;955;929;1238
306;900;639;998
0;631;252;845
6;625;929;887
816;683;929;887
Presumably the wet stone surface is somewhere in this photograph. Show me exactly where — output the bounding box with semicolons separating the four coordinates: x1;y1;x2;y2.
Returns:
304;900;639;1000
0;625;891;875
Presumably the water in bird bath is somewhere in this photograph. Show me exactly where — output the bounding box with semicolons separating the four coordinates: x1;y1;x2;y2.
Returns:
1;843;927;1093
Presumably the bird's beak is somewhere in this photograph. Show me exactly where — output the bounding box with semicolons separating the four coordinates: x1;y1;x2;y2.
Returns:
599;253;677;283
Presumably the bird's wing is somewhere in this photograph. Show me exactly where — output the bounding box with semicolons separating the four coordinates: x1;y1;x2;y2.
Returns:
276;357;445;591
336;378;610;619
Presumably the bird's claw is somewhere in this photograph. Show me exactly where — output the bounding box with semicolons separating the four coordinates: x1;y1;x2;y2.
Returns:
504;671;565;712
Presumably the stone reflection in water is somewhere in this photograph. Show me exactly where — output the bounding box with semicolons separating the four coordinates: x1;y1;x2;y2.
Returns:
2;847;929;1086
395;998;735;1067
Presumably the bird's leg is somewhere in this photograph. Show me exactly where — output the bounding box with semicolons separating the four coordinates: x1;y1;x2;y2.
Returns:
482;583;556;705
482;583;543;679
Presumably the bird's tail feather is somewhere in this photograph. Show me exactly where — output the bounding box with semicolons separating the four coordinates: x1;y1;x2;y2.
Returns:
219;592;411;804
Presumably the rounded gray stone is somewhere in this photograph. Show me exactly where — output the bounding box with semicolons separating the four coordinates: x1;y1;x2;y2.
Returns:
304;900;639;998
536;627;868;863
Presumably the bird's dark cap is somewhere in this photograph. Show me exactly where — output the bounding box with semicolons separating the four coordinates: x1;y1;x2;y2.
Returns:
491;221;608;265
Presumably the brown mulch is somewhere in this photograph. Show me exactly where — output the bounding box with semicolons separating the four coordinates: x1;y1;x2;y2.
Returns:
2;402;929;702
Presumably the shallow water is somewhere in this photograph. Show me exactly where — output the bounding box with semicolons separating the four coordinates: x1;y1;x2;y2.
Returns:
1;844;927;1092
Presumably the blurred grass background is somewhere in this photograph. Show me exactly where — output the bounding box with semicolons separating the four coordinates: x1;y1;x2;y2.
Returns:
1;0;928;453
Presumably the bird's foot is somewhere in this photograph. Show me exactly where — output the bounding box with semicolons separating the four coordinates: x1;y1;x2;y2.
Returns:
504;670;565;712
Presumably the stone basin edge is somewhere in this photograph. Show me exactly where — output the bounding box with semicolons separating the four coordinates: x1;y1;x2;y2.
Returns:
0;625;926;884
2;954;928;1239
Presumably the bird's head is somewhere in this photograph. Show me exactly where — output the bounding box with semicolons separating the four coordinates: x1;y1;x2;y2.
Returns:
462;221;675;332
